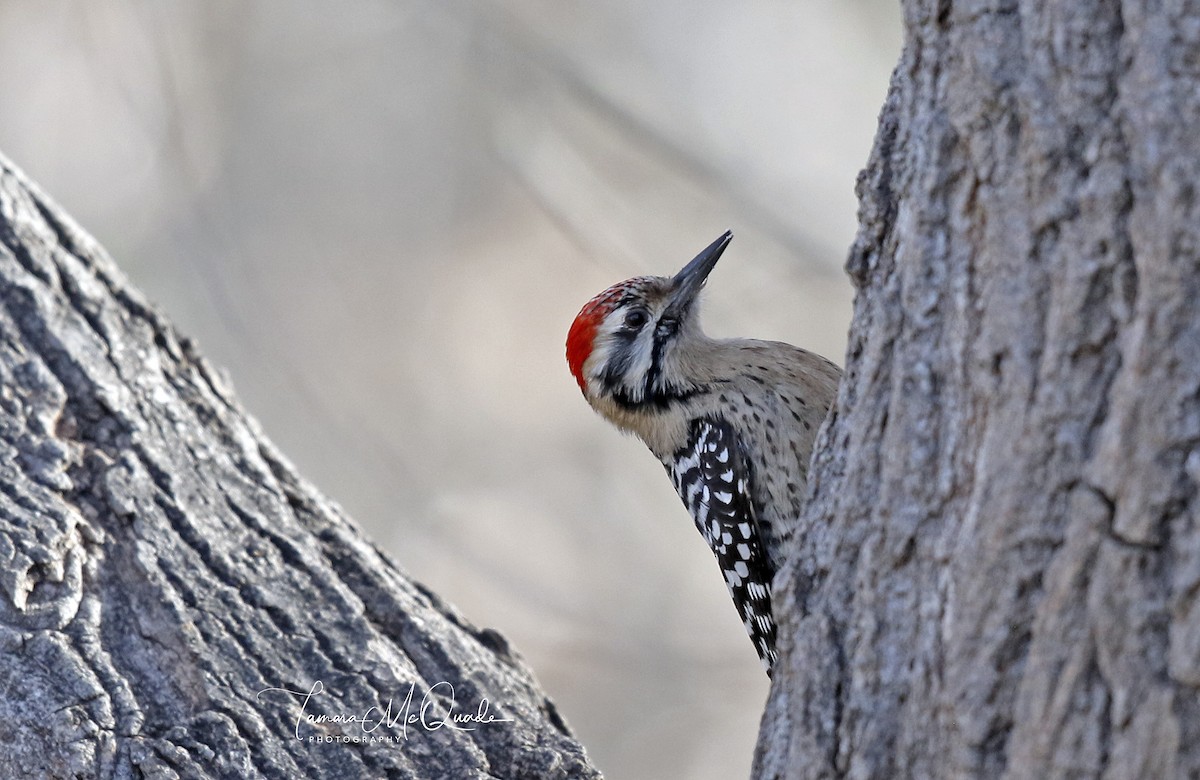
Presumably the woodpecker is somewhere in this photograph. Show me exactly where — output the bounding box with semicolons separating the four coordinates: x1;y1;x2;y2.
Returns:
566;231;841;675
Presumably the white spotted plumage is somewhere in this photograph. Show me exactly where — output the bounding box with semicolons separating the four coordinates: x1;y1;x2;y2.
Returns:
663;417;778;673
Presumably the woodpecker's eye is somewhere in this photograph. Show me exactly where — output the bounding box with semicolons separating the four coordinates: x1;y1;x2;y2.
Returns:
623;309;649;329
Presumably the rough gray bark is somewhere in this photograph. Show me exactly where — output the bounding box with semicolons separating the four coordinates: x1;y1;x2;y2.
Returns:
756;1;1200;778
0;153;600;779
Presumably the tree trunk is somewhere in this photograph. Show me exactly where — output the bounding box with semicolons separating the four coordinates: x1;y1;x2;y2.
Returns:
756;1;1200;778
0;153;599;779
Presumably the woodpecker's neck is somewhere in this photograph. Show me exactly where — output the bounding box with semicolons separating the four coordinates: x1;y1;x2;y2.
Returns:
596;330;709;411
585;330;727;456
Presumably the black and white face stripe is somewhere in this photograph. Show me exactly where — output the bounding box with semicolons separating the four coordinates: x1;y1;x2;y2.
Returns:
594;289;700;410
641;315;681;402
662;416;778;675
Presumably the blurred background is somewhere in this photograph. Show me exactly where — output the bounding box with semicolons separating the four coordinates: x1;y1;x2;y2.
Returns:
0;2;899;777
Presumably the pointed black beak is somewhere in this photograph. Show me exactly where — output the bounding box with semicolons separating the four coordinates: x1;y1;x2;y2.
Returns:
664;231;733;318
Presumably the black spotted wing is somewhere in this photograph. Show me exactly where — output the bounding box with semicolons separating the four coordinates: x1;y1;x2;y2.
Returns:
664;416;778;675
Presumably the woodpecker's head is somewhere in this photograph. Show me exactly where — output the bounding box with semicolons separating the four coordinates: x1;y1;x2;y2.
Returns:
566;231;732;419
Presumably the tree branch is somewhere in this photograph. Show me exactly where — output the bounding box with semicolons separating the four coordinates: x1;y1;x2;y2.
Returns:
0;152;600;779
